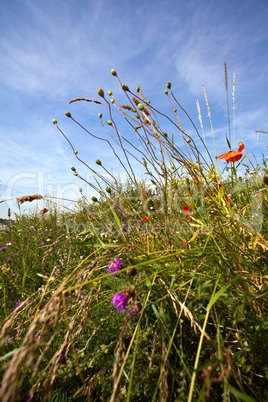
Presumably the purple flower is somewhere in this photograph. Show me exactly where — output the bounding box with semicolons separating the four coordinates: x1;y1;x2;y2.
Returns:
112;293;127;313
0;247;7;251
129;306;137;316
107;258;122;277
54;268;60;276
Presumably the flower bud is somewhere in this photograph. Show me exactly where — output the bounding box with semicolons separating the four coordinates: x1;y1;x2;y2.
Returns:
74;150;78;154
91;196;98;202
134;302;142;313
98;113;102;118
126;268;137;277
164;89;168;94
136;87;140;92
123;286;135;300
166;82;171;89
71;167;76;171
122;84;129;91
96;159;102;165
111;69;117;76
97;88;104;97
108;90;112;96
263;175;268;185
106;187;112;194
52;118;57;124
65;111;71;118
138;103;144;110
173;108;177;112
73;172;78;176
107;120;112;125
186;138;191;143
79;188;82;193
111;98;114;103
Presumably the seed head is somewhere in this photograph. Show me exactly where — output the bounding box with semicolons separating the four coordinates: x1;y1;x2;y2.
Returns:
166;82;171;89
96;159;102;165
91;196;98;202
98;113;102;118
106;187;112;194
136;87;140;92
52;118;57;124
138;103;144;111
107;120;112;125
111;98;114;103
108;90;112;96
65;111;71;118
71;166;76;171
97;88;105;97
263;175;268;185
111;69;117;76
164;89;168;94
74;150;78;154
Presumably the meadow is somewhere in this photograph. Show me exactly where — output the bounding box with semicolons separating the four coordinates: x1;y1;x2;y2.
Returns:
0;67;268;401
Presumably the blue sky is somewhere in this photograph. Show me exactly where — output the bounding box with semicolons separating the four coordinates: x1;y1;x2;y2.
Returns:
1;0;268;219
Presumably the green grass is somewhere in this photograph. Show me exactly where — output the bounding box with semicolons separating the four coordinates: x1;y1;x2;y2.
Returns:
0;69;268;401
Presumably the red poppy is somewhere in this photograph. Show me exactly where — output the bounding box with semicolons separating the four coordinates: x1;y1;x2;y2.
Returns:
141;217;149;221
183;205;190;213
217;144;245;163
226;197;232;205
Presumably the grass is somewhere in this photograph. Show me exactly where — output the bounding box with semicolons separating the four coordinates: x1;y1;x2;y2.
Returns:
0;67;268;401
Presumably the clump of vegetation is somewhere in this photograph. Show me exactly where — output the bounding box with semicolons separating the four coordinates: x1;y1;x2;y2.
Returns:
0;64;267;401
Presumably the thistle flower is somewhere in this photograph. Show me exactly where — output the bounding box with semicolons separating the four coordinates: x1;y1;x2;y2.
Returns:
128;302;142;316
112;293;128;313
107;258;122;277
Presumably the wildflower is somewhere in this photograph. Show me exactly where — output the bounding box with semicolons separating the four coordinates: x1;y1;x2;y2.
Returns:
128;302;142;316
183;205;190;213
107;257;122;277
0;247;7;251
226;197;232;205
112;293;128;313
141;217;148;221
217;144;245;163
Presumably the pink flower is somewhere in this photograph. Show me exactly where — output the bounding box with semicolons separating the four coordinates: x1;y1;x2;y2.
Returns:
112;293;128;313
107;258;122;277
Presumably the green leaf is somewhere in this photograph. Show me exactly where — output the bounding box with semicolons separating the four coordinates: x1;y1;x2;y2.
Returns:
151;304;160;320
0;348;19;362
227;384;256;402
207;283;231;310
